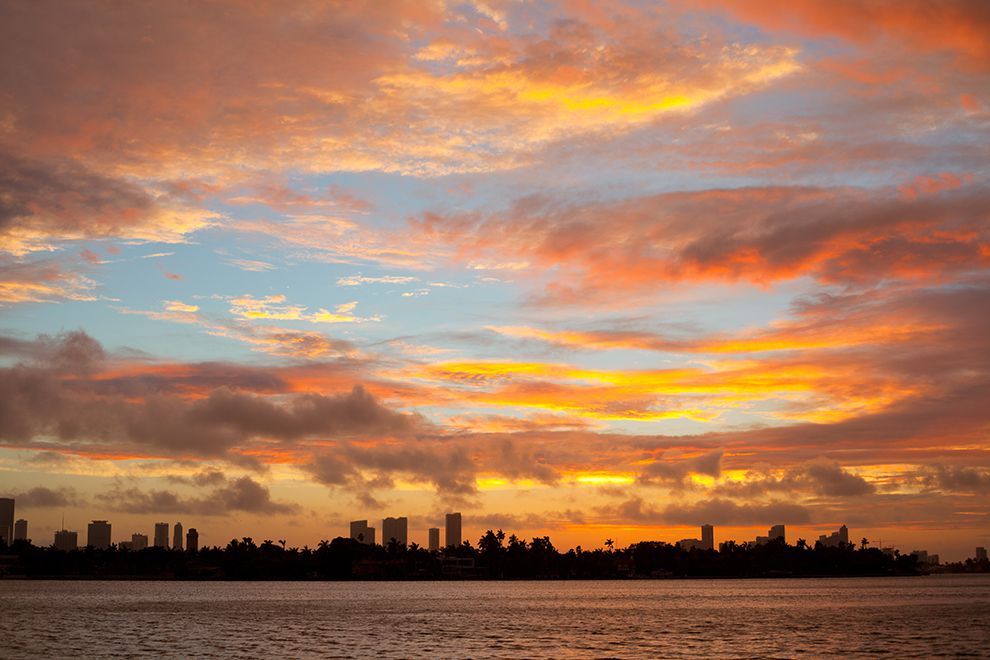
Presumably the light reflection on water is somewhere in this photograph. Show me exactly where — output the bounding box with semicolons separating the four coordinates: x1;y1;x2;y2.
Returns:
2;575;989;658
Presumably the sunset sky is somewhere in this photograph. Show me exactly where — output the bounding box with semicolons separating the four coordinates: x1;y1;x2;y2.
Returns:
1;0;988;560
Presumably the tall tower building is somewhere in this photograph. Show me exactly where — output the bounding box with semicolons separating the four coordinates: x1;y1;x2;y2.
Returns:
14;519;28;542
837;524;849;545
0;497;13;544
131;533;149;550
428;527;440;552
154;522;169;548
87;520;112;549
701;524;714;551
186;528;199;553
173;522;183;551
445;512;462;549
382;517;408;547
350;520;376;545
769;524;786;543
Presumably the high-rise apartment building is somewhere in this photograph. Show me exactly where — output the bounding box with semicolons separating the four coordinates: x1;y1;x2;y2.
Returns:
769;524;786;543
187;528;199;552
154;522;169;548
445;512;462;549
54;529;78;551
0;498;14;544
350;520;376;545
382;517;408;547
173;522;183;551
131;533;149;550
87;520;112;549
818;525;849;548
428;527;440;551
977;547;988;562
14;519;28;542
701;524;714;551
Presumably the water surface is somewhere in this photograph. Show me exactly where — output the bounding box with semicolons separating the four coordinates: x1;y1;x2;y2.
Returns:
3;576;989;658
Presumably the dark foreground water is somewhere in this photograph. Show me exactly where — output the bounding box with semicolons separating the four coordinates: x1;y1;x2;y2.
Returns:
2;576;989;658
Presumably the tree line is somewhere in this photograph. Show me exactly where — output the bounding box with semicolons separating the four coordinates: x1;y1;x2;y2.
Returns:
0;532;934;580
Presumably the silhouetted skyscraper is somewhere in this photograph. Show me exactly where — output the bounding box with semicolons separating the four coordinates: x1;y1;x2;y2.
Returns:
154;522;169;548
54;529;78;551
818;524;849;547
87;520;112;549
701;524;714;551
173;522;183;551
977;547;988;562
382;516;408;547
350;520;376;545
131;533;149;550
445;512;462;548
0;497;13;544
14;519;28;542
186;528;199;553
428;527;440;551
769;524;785;543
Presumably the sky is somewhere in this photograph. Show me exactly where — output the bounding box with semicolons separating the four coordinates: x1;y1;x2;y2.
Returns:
1;0;988;561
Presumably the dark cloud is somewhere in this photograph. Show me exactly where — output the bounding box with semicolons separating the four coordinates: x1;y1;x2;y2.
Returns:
715;459;875;498
801;460;875;497
0;151;153;236
471;509;587;531
917;465;990;494
6;486;80;508
494;439;560;485
639;449;723;487
186;385;418;441
607;496;812;526
0;331;423;460
344;443;477;495
98;475;296;516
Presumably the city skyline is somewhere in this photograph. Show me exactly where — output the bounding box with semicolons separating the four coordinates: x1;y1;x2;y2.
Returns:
5;494;983;564
1;1;989;564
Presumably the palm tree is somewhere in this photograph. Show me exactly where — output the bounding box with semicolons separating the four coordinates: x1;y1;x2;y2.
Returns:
861;537;869;550
605;538;614;552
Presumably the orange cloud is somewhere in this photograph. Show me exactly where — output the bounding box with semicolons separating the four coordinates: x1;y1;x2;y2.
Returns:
0;2;801;186
0;259;97;304
709;0;990;71
414;184;990;302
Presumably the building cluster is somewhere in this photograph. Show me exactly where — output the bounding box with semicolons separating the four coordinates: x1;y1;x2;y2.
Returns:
910;549;941;566
0;498;29;545
676;524;714;551
746;524;787;548
818;524;849;548
0;499;200;552
350;512;462;551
